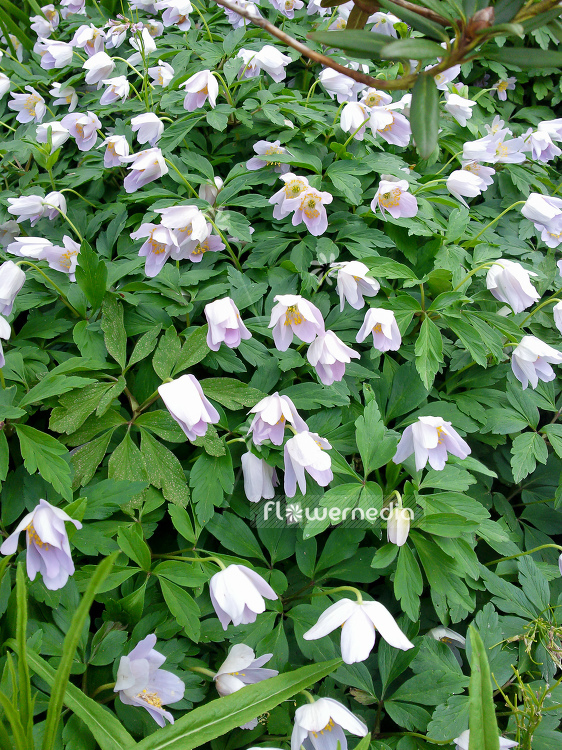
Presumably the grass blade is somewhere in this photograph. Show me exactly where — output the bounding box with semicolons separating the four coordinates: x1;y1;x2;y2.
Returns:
16;564;33;747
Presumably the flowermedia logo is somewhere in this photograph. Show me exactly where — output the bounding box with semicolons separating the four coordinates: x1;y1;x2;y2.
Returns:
253;498;416;529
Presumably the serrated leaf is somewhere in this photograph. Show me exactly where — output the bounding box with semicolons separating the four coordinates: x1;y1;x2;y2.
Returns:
15;424;72;500
140;429;190;507
101;295;127;371
200;378;265;409
414;317;443;389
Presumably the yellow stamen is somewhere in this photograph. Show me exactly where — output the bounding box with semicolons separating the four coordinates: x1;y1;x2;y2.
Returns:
284;304;303;326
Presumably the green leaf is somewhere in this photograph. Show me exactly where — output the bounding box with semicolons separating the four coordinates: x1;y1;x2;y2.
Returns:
414;317;443;390
140;429;190;507
355;400;399;476
108;433;148;486
467;626;500;750
172;326;211;376
189;451;234;523
117;526;152;571
75;240;108;312
49;382;118;434
101;295;127;371
153;326;182;380
307;30;390;58
19;374;94;408
485;46;562;69
541;423;562;459
394;544;423;621
206;512;267;562
510;432;548;484
380;38;445;59
200;378;265;409
159;578;201;642
134;659;342;750
377;0;449;40
128;326;161;369
410;73;440;160
16;565;32;747
364;257;418;281
70;429;116;490
15;424;72;500
167;504;197;544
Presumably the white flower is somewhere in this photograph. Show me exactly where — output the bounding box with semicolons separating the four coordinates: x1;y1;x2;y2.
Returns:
318;64;367;103
369;11;399;35
340;101;370;141
393;416;471;471
371;178;418;219
209;564;277;629
100;75;130;105
511;335;562;390
304;598;413;663
462;160;495;187
121;148;168;193
269;0;304;18
6;237;54;259
99;134;129;167
444;92;476;127
41;236;80;280
50;82;78;111
284;430;332;498
486;259;539;314
241;452;278;503
36;121;70;152
72;24;106;56
248;392;308;446
446;170;485;207
36;39;74;69
156;0;193;29
181;70;218;111
269;294;325;351
292;188;333;236
237;45;292;83
246;140;290;173
428;63;461;91
61;0;86;17
356;308;401;352
198;176;223;204
154;204;207;245
128;28;156;65
131;112;164;146
429;625;466;656
223;0;262;28
114;634;185;727
0;261;25;315
538;118;562;141
0;221;19;248
269;173;310;220
387;505;411;546
30;14;56;38
0;315;9;367
333;261;380;311
158;374;219;441
148;59;175;86
523;129;561;163
307;331;359;385
61;111;101;151
130;223;179;278
0;73;10;98
214;643;278;697
492;77;516;101
204;297;251;351
521;192;562;230
0;498;81;590
83;51;115;87
8;86;46;123
454;730;517;750
553;301;562;334
292;697;368;750
307;0;329;14
361;88;393;108
7;195;55;226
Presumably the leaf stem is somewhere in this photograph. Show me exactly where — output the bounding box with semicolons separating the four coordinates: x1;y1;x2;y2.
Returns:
463;200;526;248
14;261;82;317
485;543;562;566
205;216;243;271
164;158;200;199
311;585;363;604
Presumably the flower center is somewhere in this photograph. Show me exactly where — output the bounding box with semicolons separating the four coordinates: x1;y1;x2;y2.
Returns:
497;81;508;92
137;689;162;708
436;425;445;444
379;188;401;208
285;304;303;326
302;194;321;218
149;237;167;255
373;322;382;333
264;145;284;165
284;179;306;198
24;95;40;114
191;240;209;256
496;142;509;158
26;522;49;549
75;123;85;137
313;718;335;737
379;114;396;133
364;92;383;107
335;18;346;28
60;249;78;270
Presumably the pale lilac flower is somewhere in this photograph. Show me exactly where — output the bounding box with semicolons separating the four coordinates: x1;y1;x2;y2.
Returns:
8;86;46;123
369;11;399;35
558;259;562;278
292;188;333;236
248;392;308;446
462;160;495;187
428;64;461;91
0;74;9;99
223;0;262;28
247;140;290;173
511;336;562;390
552;301;562;334
122;148;169;193
36;39;74;69
486;259;539;314
155;204;207;245
521;192;562;230
0;316;9;367
42;236;80;280
318;64;367;103
269;0;304;18
100;75;129;105
493;132;526;164
370;107;411;146
307;0;329;15
214;644;278;697
0;261;25;315
0;221;19;248
7;195;48;225
61;111;101;151
128;28;156;65
444;92;476;127
104;20;129;49
99;134;129;167
538;118;562;141
356;308;401;352
241;452;278;503
61;0;86;17
269;173;310;220
523;129;561;163
237;46;292;83
387;505;411;546
429;625;466;653
131;113;164;146
333;260;380;311
50;82;78;111
307;330;359;385
114;634;184;727
328;9;349;30
284;430;332;497
30;12;56;38
292;697;368;750
36;121;70;152
210;564;277;629
148;59;175;86
304;599;413;664
198;177;223;205
42;191;67;221
371;178;418;219
361;88;393;108
205;297;251;351
340;102;370;141
447;170;485;207
454;731;517;750
181;70;218;111
183;233;224;262
0;498;81;590
492;77;516;101
393;416;471;471
156;0;193;29
158;374;219;441
6;237;54;259
83;51;115;87
130;223;179;277
462;132;499;163
40;5;60;28
269;294;325;351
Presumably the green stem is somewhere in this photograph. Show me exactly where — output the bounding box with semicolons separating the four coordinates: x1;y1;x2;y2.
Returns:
0;121;16;132
485;544;562;566
337;118;370;154
187;666;216;678
451;262;495;292
153;554;227;569
311;585;363;604
191;0;214;41
15;261;82;317
413;178;447;195
213;71;234;107
0;370;5;389
463;200;526;248
164;158;200;199
520;295;562;326
433;150;463;176
206;216;242;271
91;682;115;699
113;57;154;88
42;203;83;242
60;189;99;208
300;690;316;704
304;78;320;108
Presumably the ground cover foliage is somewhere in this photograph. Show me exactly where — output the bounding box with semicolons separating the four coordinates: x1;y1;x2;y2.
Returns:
1;0;562;749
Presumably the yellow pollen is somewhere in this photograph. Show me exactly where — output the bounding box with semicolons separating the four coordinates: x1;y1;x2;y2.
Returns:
335;18;346;28
464;163;479;175
191;240;209;256
138;689;162;708
313;718;335;737
199;85;209;95
26;523;49;549
379;188;401;208
496;142;509;158
75;123;85;137
436;425;445;444
497;81;508;92
373;322;382;333
59;249;77;270
24;94;40;114
364;92;383;106
149;237;167;255
284;304;303;326
380;115;396;133
156;71;164;85
277;415;286;424
284;179;306;198
441;636;453;644
264;145;284;166
107;142;116;154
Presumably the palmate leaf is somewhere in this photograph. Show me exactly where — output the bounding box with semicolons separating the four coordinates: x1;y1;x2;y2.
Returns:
134;659;342;750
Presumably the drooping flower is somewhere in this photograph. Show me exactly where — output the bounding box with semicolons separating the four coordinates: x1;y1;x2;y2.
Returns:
0;73;10;99
284;430;333;498
333;261;380;311
292;188;333;236
429;626;466;665
248;392;308;446
430;64;461;91
511;335;562;390
181;70;218;111
486;259;539;314
61;111;102;151
158;374;219;441
198;177;224;205
204;297;252;351
155;204;208;246
371;178;418;219
214;643;278;696
209;564;277;629
104;19;129;49
370;107;411;147
114;634;185;727
36;38;74;69
523;129;561;163
130;223;180;277
307;331;359;386
369;11;399;35
237;45;292;83
30;13;56;38
356;308;401;352
492;77;516;101
121;148;169;193
538;118;562;141
454;731;517;750
0;498;81;590
292;697;368;750
0;261;25;315
462;160;495;188
131;112;164;146
36;121;70;152
268;0;304;18
340;101;370;141
304;598;414;663
99;134;129;167
60;0;85;17
444;92;476;127
7;193;66;225
246;140;290;173
41;236;80;280
99;75;130;105
387;505;411;547
269;294;325;351
241;452;278;503
148;59;175;87
156;0;193;29
446;170;485;207
553;301;562;334
318;64;367;103
72;24;105;55
8;86;46;123
393;416;471;471
179;225;224;262
128;28;156;65
269;173;310;220
223;0;262;28
6;237;55;259
83;50;115;87
50;82;78;111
